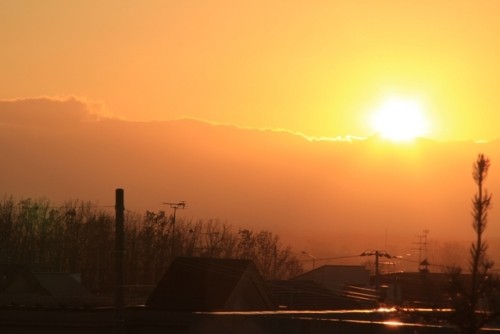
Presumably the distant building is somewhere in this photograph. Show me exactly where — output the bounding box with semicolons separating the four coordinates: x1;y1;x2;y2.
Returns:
293;265;370;291
379;271;458;308
146;257;276;311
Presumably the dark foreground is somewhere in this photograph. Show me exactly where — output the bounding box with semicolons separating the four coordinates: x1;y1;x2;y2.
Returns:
1;307;499;333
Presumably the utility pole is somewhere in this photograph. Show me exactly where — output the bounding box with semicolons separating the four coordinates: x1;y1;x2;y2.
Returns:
162;201;186;257
360;250;392;290
114;188;125;334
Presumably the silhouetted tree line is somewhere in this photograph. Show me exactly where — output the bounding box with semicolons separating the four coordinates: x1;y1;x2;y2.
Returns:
0;197;303;292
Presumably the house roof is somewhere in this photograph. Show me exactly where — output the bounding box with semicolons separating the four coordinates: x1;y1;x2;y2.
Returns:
33;273;93;297
146;257;276;311
266;280;363;310
292;264;369;281
0;270;107;307
4;271;93;297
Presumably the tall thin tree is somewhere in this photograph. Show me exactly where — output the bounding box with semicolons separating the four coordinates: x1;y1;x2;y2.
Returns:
446;154;499;334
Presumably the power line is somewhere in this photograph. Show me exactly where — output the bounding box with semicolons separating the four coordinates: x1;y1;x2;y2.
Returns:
316;255;362;261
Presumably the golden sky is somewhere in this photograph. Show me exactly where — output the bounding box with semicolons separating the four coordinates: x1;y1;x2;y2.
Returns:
2;1;500;141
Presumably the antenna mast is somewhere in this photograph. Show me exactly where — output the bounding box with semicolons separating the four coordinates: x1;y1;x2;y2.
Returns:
162;201;186;257
413;229;429;273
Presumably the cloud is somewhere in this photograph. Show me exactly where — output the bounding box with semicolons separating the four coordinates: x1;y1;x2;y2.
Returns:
0;99;366;143
0;96;106;127
171;116;366;143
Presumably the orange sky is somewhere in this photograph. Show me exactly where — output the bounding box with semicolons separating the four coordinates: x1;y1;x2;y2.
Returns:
2;1;500;141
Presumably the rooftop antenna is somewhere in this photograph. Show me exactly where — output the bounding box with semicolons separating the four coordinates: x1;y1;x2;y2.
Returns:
413;229;430;273
162;201;186;256
301;251;317;270
385;228;388;251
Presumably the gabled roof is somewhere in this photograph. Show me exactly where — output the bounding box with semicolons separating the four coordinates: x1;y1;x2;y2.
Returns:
293;264;369;281
5;271;93;297
0;270;107;307
146;257;276;311
33;273;93;297
266;280;362;310
292;265;371;292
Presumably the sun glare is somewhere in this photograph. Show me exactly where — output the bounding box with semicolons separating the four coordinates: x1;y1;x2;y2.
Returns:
371;98;429;142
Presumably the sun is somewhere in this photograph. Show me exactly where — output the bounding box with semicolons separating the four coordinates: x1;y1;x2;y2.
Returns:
370;97;429;142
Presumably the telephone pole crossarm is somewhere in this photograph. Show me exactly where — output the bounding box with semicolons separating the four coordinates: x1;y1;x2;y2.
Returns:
360;250;392;290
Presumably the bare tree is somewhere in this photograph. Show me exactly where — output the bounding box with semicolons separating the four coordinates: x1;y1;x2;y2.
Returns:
0;197;304;294
236;229;303;279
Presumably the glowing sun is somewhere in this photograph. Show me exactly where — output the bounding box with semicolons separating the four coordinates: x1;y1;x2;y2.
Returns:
370;97;429;142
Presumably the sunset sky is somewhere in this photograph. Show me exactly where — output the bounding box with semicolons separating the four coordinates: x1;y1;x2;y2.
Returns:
2;1;500;142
